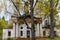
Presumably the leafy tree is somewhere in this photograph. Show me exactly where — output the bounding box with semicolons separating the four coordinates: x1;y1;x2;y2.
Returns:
0;18;6;39
34;0;59;16
0;18;6;28
12;0;59;18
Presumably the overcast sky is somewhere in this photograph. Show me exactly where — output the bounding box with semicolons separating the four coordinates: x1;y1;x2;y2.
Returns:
0;0;14;21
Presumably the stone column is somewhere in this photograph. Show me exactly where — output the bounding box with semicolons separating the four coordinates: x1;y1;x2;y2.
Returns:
16;23;19;37
40;24;43;37
13;23;15;37
36;24;39;37
13;23;19;37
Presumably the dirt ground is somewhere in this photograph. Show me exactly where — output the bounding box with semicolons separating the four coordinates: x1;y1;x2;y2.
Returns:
16;37;60;40
16;37;50;40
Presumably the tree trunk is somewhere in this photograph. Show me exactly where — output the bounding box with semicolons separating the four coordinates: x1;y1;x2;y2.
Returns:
30;0;35;40
50;0;54;39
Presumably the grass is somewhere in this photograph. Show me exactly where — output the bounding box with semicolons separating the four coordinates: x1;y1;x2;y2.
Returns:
54;37;60;40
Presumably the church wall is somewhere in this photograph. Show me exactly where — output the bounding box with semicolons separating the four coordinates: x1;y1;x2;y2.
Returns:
19;24;27;38
3;29;14;39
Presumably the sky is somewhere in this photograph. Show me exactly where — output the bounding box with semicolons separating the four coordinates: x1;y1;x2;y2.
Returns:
0;0;25;21
0;0;14;21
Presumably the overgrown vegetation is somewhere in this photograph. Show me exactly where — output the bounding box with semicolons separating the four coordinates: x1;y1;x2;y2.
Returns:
0;18;6;39
7;38;13;40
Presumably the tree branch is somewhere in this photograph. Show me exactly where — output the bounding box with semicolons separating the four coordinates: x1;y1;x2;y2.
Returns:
55;0;59;7
34;0;38;8
10;0;30;28
10;0;21;16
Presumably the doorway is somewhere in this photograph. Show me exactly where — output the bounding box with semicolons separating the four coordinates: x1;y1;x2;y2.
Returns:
43;31;46;36
27;30;30;38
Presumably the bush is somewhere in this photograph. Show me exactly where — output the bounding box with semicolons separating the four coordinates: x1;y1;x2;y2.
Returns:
7;38;13;40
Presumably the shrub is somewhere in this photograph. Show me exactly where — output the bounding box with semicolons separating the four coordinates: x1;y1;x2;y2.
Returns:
7;38;13;40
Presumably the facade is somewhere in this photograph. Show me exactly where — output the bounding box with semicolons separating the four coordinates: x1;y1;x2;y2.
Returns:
3;23;19;40
2;14;60;40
